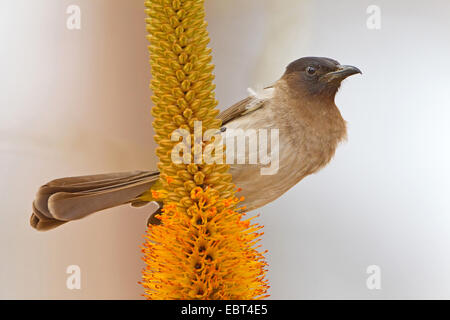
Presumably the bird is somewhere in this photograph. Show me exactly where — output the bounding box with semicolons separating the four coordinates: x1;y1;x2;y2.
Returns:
30;57;361;231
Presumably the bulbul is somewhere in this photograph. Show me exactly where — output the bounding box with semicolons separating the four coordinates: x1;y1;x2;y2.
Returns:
30;57;361;231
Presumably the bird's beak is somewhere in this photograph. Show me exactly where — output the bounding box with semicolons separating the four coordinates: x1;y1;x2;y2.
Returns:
321;65;362;83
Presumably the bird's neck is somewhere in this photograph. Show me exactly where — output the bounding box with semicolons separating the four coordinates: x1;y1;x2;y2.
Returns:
274;79;346;135
272;79;347;174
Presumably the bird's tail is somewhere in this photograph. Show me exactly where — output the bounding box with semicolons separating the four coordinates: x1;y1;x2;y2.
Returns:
30;171;160;231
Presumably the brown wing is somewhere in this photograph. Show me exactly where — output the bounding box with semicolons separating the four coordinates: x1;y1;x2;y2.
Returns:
218;97;253;125
31;171;159;231
218;87;274;126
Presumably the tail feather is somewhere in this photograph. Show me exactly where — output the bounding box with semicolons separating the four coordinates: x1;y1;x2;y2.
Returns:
31;170;159;231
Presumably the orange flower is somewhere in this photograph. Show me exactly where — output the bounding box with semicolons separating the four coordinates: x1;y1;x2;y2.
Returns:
151;189;168;200
142;189;269;300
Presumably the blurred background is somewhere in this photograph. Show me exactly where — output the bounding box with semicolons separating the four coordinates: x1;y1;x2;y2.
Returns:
1;0;450;299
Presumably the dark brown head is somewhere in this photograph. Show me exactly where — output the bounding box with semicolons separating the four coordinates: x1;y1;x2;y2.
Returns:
282;57;361;99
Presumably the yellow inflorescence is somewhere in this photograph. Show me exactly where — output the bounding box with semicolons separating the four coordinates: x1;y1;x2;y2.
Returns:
141;0;269;299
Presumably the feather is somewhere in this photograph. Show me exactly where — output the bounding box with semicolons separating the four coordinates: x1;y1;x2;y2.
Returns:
218;87;274;126
31;171;159;231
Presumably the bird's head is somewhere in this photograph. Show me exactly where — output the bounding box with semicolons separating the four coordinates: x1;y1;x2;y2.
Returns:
282;57;361;99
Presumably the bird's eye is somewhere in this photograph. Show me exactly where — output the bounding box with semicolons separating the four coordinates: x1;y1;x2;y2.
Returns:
306;66;317;75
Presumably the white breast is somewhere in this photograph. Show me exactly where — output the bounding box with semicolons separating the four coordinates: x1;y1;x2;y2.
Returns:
223;95;309;211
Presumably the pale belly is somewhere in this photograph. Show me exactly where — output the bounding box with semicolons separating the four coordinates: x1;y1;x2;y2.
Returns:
222;106;311;211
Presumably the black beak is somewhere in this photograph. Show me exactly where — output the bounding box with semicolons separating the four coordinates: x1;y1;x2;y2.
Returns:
321;65;362;82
